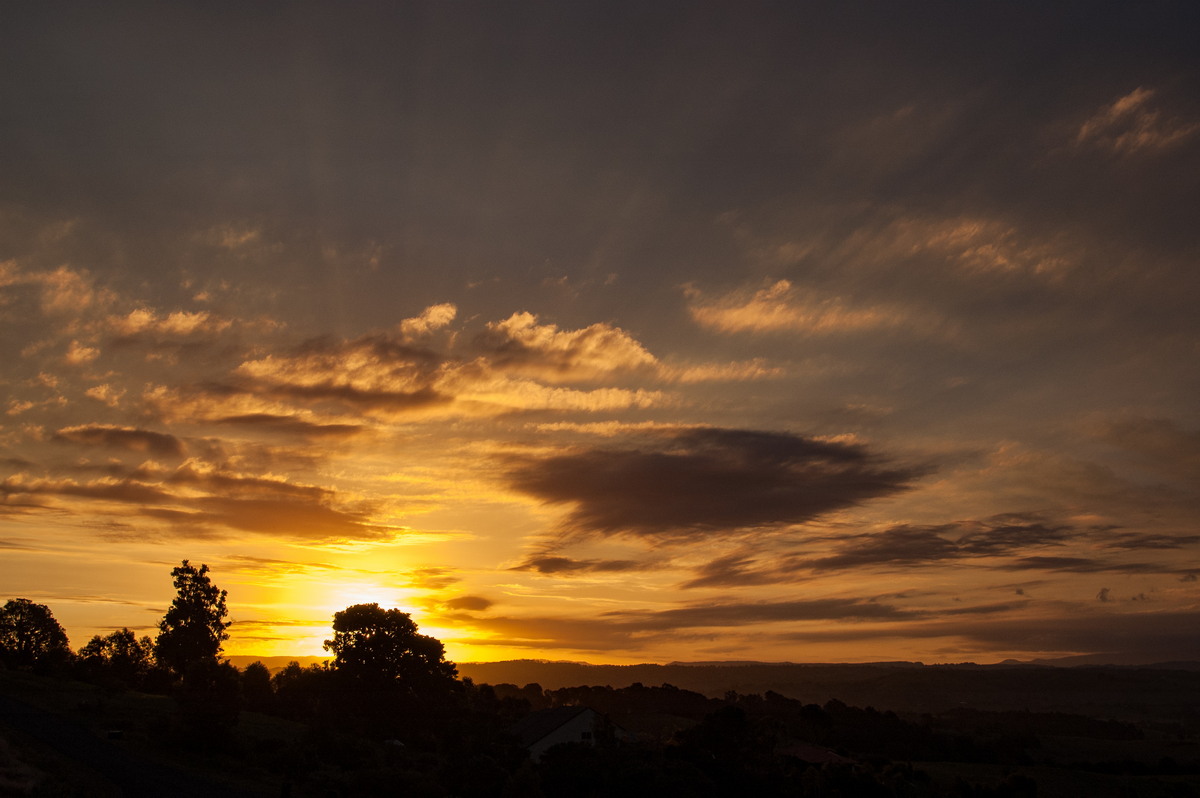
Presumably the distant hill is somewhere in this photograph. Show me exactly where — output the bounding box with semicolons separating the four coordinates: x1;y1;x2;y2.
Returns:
455;659;1200;723
226;655;1200;723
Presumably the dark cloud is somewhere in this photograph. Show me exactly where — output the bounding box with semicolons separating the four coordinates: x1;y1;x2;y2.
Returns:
955;516;1078;555
770;609;1200;662
0;476;174;506
188;496;392;542
681;553;782;589
606;598;919;630
812;516;1078;570
215;414;365;439
221;555;344;575
0;538;43;551
442;596;493;612
52;424;185;457
808;526;962;570
1000;556;1165;574
261;383;450;413
682;515;1093;588
514;556;651;575
504;427;924;540
0;457;35;469
1105;532;1200;550
0;498;53;515
0;462;397;542
165;465;332;501
940;601;1029;617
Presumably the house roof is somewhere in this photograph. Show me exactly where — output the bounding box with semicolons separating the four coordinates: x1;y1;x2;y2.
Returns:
509;706;594;748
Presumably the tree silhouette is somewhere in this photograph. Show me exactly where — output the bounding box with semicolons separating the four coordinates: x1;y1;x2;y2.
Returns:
324;603;458;691
240;660;274;712
154;560;231;678
78;628;155;687
0;598;71;671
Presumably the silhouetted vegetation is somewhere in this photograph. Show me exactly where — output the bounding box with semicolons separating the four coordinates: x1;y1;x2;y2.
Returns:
77;628;157;690
154;560;231;680
0;598;72;673
3;565;1200;796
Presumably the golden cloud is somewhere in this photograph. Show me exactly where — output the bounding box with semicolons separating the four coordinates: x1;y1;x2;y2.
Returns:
475;312;657;381
108;308;233;338
398;303;457;338
686;279;912;335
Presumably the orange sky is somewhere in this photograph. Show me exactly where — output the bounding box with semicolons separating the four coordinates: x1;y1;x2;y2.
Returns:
2;3;1198;666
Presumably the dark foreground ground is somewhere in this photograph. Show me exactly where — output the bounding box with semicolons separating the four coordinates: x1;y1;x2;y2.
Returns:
3;662;1199;797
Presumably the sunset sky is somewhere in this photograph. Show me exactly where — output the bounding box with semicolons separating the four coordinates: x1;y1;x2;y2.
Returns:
2;2;1198;666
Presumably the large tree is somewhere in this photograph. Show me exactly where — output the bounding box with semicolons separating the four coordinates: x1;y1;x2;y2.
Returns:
324;603;458;691
154;560;231;677
0;598;71;670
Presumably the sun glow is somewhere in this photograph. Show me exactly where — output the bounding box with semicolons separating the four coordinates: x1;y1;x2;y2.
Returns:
317;582;422;619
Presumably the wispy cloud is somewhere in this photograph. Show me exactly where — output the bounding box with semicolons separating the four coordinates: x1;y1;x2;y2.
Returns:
686;279;913;336
1075;87;1198;155
52;424;185;458
679;513;1187;588
512;556;654;575
0;461;403;543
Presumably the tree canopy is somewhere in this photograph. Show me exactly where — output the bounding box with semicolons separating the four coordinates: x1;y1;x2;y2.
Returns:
79;628;155;686
0;598;71;670
154;560;231;677
324;603;458;690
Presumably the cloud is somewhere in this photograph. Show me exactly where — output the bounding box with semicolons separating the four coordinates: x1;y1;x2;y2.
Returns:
503;427;924;540
33;266;114;315
1104;532;1200;550
65;340;99;364
187;496;392;542
229;326;673;418
0;474;174;506
108;307;233;340
686;279;913;336
680;514;1134;588
404;568;460;591
513;556;651;575
998;556;1167;575
213;413;365;439
657;358;784;383
397;303;457;338
52;424;185;457
604;597;920;630
0;460;401;543
442;595;493;612
474;312;657;381
220;555;344;576
84;383;125;407
1075;87;1198;155
681;553;790;590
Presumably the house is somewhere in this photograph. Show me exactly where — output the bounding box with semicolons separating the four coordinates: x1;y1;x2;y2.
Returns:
509;706;607;762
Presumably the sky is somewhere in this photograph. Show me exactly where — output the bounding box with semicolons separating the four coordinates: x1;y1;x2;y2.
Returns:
2;2;1199;666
